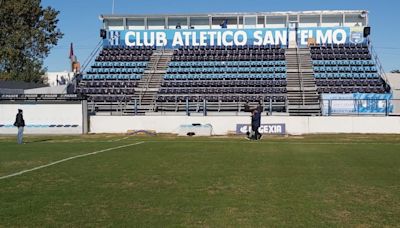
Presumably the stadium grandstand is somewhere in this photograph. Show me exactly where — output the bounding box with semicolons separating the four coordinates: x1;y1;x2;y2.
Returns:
1;9;400;136
2;3;400;227
70;10;394;116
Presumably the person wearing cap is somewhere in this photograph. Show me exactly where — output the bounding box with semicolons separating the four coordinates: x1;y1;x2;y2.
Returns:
14;109;25;144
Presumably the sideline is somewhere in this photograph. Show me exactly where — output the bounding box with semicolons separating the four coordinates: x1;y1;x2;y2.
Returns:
0;141;145;181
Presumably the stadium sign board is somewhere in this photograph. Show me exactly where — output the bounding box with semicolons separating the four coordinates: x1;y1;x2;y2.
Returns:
321;93;393;115
236;124;286;135
106;27;364;47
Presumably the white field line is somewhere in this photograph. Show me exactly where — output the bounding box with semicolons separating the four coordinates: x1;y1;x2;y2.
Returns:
0;141;145;181
107;136;130;142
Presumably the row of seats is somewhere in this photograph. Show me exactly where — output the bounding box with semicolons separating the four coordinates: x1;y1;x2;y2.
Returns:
100;49;153;56
95;55;151;62
178;45;284;51
158;87;287;94
92;61;148;68
314;73;379;79
80;81;138;88
174;49;285;56
77;87;135;95
313;60;375;66
316;79;385;87
314;66;377;73
171;55;286;61
311;48;369;55
317;87;388;94
311;54;372;60
156;95;286;103
161;80;287;88
310;43;368;49
103;45;155;50
164;73;287;80
88;95;134;102
167;67;286;74
81;74;142;80
87;68;145;74
168;60;286;67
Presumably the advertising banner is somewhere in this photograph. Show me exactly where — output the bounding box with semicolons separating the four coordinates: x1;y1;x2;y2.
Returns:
322;93;393;115
236;124;286;135
105;27;363;48
0;104;83;134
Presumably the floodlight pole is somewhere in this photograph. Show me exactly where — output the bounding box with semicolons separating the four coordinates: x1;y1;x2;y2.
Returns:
112;0;115;14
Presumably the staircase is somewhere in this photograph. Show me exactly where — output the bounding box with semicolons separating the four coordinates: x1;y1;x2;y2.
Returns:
132;49;173;114
285;48;321;116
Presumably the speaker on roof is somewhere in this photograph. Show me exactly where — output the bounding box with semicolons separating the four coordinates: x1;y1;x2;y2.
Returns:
100;29;107;39
363;27;371;37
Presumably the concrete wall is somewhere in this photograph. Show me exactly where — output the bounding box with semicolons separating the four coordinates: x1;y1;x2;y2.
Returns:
90;115;400;135
24;85;68;95
0;103;84;135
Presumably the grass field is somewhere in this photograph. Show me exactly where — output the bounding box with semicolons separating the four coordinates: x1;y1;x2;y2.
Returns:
1;134;400;227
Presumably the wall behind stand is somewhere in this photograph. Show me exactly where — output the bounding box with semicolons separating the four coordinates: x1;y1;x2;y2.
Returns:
90;116;400;135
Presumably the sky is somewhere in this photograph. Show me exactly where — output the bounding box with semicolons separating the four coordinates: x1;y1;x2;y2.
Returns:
42;0;400;72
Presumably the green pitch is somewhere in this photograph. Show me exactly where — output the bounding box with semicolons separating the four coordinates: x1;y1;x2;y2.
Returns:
1;135;399;227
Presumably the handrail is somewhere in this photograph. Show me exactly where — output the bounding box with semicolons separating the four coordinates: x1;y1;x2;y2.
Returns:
369;42;389;85
147;52;162;108
139;49;162;106
149;47;171;110
80;40;103;74
70;40;103;94
295;47;305;105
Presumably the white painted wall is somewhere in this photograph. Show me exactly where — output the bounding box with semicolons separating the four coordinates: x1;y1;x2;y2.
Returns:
24;85;68;95
0;104;83;134
90;116;400;135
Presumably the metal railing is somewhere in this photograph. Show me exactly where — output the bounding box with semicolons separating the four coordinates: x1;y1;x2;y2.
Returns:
80;40;103;74
85;97;400;117
154;101;286;116
369;42;389;84
138;50;163;105
295;47;306;105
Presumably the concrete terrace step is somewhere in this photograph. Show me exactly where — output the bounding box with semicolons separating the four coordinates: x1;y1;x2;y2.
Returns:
135;50;173;109
285;47;321;116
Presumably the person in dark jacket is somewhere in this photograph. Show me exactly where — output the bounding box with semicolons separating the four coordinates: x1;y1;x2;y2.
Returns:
251;109;261;140
244;101;263;140
14;109;25;144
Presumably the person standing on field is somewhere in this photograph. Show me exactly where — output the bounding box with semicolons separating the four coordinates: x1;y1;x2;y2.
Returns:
14;109;25;144
251;109;261;140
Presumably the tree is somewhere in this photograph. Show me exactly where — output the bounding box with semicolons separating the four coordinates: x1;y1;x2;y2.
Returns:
0;0;63;83
390;70;400;74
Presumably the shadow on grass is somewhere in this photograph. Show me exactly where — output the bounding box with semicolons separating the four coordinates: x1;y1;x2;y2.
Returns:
25;139;53;144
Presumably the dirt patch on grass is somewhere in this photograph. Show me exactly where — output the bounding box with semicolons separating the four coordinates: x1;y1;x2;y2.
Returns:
1;160;43;169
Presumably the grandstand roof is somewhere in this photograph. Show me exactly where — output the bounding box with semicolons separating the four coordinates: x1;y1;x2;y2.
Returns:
100;10;368;31
100;10;368;19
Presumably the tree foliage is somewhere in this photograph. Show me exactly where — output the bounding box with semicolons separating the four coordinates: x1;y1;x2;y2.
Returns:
0;0;63;83
390;69;400;74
